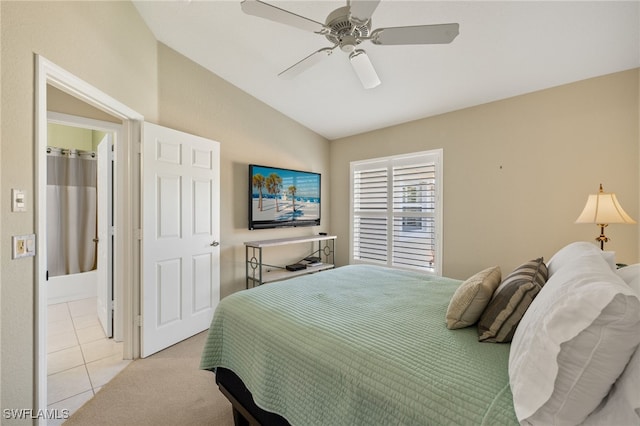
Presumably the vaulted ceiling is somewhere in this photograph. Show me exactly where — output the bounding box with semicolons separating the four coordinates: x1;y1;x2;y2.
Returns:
134;1;640;140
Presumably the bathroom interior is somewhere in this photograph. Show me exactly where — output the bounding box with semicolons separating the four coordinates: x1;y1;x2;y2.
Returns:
46;122;129;421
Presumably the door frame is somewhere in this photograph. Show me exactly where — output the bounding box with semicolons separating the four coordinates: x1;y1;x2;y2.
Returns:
35;55;143;419
47;112;122;340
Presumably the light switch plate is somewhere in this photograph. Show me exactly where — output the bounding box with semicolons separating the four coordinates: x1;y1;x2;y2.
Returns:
12;234;36;259
12;189;26;212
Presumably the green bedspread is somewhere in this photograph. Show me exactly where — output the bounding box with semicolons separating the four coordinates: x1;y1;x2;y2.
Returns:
200;265;518;425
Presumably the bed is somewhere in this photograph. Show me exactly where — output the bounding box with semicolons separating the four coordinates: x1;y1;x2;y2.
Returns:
201;242;640;426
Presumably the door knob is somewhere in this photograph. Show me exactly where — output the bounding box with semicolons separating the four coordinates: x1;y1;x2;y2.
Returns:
210;241;220;247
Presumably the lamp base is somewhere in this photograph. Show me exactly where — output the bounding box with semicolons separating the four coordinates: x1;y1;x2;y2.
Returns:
595;223;609;251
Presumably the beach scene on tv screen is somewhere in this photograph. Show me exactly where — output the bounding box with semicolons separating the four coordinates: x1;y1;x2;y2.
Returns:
251;166;320;223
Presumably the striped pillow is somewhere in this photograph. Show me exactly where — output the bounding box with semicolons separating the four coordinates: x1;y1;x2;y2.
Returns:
477;258;548;343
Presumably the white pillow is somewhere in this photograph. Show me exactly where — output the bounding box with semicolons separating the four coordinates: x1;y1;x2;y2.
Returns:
582;346;640;426
509;250;640;425
546;241;612;276
617;263;640;297
601;250;617;271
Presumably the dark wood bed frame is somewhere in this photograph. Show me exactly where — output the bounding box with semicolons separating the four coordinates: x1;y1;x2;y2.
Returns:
216;367;291;426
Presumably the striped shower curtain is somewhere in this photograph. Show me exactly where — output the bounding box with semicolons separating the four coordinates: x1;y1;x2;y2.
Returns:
47;147;98;277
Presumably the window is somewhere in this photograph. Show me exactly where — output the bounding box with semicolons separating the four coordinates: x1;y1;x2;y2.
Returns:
350;149;442;275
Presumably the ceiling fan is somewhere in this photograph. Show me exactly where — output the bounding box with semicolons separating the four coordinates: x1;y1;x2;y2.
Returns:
240;0;460;89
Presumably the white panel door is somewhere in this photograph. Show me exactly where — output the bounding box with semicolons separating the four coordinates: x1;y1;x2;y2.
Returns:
97;134;113;338
141;122;220;358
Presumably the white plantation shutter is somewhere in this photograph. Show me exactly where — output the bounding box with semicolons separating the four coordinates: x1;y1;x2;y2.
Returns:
353;166;388;263
351;150;442;274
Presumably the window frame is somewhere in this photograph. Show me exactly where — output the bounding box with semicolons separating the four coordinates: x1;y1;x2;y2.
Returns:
349;149;443;275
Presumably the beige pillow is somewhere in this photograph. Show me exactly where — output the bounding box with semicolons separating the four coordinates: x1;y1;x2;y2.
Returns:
446;266;501;329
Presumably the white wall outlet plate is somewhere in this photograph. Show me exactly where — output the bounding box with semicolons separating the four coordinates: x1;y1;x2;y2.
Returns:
12;234;36;259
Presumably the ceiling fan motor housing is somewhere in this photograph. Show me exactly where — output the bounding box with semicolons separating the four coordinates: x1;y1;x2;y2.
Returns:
324;6;371;52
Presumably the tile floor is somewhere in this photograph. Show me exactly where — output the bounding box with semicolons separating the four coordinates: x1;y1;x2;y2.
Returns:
47;297;131;424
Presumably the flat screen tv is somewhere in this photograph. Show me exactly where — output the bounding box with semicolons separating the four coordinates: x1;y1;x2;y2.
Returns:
249;164;321;230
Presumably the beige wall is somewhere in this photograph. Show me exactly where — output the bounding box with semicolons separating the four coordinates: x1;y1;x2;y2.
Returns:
48;85;123;124
1;1;330;416
1;1;157;418
155;44;331;299
331;69;640;280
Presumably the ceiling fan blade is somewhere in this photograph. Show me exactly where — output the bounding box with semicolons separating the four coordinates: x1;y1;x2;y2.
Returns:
279;47;335;79
349;50;381;89
371;23;459;45
349;0;381;24
241;0;326;33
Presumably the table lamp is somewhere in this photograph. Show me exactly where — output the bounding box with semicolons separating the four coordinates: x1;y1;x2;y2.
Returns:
575;184;637;250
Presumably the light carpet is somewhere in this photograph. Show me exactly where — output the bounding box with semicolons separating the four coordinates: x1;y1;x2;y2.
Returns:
65;331;234;426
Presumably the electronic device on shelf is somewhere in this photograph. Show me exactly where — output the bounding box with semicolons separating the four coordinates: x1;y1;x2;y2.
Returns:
300;256;322;267
286;263;307;272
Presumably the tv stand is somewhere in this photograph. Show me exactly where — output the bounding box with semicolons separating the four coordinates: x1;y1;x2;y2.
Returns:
244;235;336;288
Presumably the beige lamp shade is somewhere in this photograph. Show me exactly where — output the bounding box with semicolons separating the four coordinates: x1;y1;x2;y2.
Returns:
575;184;637;225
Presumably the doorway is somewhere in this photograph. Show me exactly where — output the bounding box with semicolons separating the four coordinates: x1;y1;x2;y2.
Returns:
45;111;128;416
36;56;143;422
46;113;121;338
36;56;220;422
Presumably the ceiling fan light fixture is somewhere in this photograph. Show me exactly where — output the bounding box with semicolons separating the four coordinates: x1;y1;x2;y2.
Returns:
349;50;381;89
340;35;357;53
